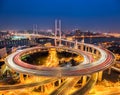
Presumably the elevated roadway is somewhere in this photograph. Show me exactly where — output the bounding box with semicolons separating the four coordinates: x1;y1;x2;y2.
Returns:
0;78;57;91
71;73;97;95
50;77;81;95
4;35;115;94
6;45;115;77
6;46;91;77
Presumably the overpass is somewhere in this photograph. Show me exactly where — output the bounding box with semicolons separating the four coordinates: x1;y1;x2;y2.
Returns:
4;34;115;94
6;33;115;76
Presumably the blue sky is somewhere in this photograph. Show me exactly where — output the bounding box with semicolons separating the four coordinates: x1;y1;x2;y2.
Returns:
0;0;120;32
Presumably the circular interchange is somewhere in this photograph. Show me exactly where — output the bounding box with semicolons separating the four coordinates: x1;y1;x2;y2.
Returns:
6;40;115;77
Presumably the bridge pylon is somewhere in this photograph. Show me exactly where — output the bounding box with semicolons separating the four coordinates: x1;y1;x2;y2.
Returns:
55;19;62;46
33;24;38;34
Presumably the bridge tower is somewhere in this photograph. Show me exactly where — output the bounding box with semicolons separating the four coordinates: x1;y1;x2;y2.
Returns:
33;24;38;34
55;20;62;46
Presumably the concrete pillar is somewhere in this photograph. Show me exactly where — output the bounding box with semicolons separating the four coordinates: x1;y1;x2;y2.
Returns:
92;48;94;54
20;73;24;83
96;50;99;56
41;85;45;92
59;39;62;46
81;44;84;51
85;46;87;51
82;76;87;86
58;79;61;86
108;68;111;75
98;71;103;81
74;40;78;49
88;47;90;52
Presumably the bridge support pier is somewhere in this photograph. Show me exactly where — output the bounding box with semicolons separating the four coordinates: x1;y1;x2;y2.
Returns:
85;46;88;52
54;39;57;46
74;40;78;49
82;76;87;86
88;47;90;52
81;44;84;51
59;39;62;46
96;50;99;56
20;73;24;83
41;85;45;92
108;68;111;75
58;79;61;86
92;48;94;54
98;71;103;81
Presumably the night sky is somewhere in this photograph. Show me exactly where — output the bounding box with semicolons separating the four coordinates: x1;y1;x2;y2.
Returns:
0;0;120;32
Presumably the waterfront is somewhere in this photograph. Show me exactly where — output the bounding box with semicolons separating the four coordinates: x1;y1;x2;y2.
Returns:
77;37;120;44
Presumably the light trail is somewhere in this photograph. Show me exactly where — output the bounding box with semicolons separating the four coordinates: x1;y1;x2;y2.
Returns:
6;45;114;76
4;35;115;94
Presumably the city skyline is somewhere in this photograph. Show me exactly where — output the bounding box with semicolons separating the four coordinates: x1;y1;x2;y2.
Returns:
0;0;120;32
0;1;119;94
